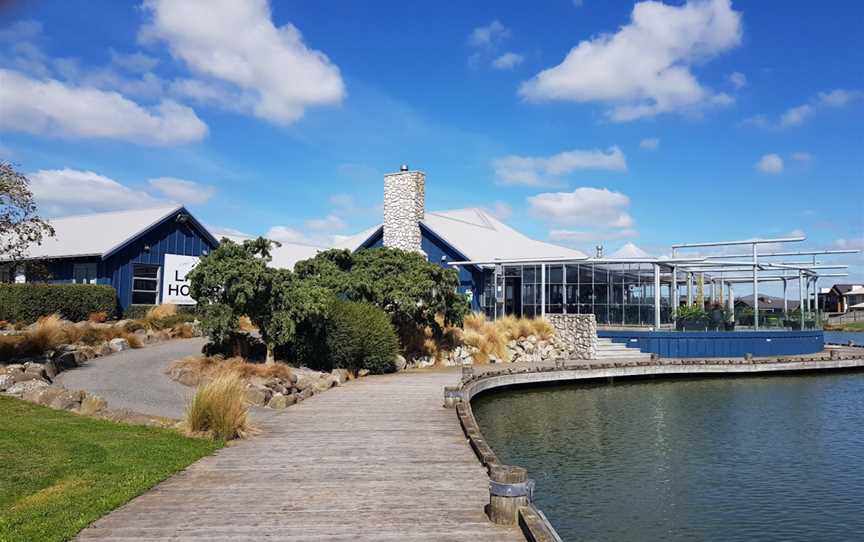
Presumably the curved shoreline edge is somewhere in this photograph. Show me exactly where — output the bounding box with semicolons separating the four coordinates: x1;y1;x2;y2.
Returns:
452;354;864;542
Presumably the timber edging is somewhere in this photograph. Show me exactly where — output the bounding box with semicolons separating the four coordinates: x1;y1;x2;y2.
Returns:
452;354;864;542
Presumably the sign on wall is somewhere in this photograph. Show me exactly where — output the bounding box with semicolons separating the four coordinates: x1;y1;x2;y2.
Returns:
162;254;200;305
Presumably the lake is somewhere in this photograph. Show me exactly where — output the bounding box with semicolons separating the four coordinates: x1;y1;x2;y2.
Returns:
472;372;864;541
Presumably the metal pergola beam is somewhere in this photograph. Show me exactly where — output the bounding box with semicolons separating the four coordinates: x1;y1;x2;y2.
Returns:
671;236;806;249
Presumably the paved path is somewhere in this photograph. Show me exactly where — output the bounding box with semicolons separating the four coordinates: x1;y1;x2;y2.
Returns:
56;338;206;419
76;370;521;541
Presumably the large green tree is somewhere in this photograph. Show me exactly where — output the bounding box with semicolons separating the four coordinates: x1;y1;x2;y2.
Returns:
188;238;330;363
0;162;54;272
294;247;470;346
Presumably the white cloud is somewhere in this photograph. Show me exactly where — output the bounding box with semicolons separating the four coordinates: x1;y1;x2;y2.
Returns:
519;0;741;121
780;104;812;127
549;228;637;244
0;68;207;145
148;177;216;204
639;137;659;150
818;89;863;107
492;52;524;70
573;0;585;7
28;168;162;215
140;0;345;125
791;151;811;162
755;153;783;174
493;146;626;186
728;71;747;89
110;50;160;72
304;214;347;232
834;237;864;251
468;20;511;48
265;225;307;244
528;187;634;230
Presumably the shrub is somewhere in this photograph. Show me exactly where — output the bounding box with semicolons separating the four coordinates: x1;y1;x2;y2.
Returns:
0;284;116;323
185;372;249;440
300;300;399;374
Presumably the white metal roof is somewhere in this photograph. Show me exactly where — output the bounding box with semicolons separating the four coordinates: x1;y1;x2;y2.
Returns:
19;206;187;260
334;207;586;263
269;241;327;271
609;242;652;259
844;287;864;297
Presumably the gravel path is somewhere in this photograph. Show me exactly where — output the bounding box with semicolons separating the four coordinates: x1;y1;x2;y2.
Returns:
55;338;206;419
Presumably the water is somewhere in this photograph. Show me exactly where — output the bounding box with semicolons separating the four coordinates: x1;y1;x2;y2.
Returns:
824;331;864;346
472;373;864;542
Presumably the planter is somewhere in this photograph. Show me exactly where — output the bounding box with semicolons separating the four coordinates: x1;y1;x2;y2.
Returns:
724;322;736;331
676;320;708;331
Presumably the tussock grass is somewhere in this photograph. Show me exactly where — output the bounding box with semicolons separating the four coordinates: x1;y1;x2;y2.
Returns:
0;314;145;360
185;372;250;440
145;303;177;321
459;312;555;364
171;355;293;386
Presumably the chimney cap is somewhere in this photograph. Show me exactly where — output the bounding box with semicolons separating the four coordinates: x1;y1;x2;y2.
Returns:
400;164;409;172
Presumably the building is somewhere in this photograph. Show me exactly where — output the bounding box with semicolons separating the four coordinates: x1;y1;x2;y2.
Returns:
2;206;218;313
735;294;800;314
820;284;864;313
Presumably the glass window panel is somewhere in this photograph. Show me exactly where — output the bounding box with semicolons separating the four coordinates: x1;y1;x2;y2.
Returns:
133;278;158;291
133;265;159;279
579;284;593;304
547;284;563;305
132;291;158;304
505;266;522;277
548;265;563;284
566;265;579;284
523;266;536;283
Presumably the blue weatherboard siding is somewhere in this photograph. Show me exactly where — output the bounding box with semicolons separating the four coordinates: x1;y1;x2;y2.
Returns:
358;225;487;311
598;330;825;358
42;208;218;314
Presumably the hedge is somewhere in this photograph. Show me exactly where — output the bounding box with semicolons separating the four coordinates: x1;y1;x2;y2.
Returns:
0;284;117;323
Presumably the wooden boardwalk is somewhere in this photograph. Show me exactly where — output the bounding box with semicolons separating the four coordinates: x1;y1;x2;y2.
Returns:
77;370;521;541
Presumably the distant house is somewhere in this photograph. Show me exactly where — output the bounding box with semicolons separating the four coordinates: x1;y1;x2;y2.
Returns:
735;294;800;314
1;206;219;313
844;287;864;311
820;283;864;313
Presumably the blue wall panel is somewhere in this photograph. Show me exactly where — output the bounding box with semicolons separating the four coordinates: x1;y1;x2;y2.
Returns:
599;330;825;358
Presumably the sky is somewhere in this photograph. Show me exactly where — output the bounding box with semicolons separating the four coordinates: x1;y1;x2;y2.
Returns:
0;0;862;287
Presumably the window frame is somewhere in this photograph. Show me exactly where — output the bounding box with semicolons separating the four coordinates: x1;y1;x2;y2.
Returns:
131;264;161;305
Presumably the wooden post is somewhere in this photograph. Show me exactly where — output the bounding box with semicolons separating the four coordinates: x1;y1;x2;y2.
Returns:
488;465;530;525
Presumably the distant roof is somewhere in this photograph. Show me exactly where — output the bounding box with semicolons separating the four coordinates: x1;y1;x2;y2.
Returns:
844;287;864;297
17;206;216;260
269;241;326;270
609;242;652;259
832;284;864;294
736;294;800;310
340;208;586;263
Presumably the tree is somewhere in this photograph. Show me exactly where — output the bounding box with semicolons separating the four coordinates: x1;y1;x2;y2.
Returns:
188;237;331;364
0;162;54;274
294;247;470;348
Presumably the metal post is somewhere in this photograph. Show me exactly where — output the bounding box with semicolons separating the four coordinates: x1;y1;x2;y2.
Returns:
782;278;788;317
671;265;678;313
727;283;735;317
562;264;567;314
753;243;759;330
540;263;546;318
687;272;693;305
653;263;661;328
798;270;805;331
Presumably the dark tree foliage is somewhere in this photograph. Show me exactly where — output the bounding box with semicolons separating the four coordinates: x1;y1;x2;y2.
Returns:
294;247;470;348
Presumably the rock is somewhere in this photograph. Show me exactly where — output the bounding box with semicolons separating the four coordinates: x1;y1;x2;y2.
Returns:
314;375;336;392
358;369;370;378
297;388;314;401
23;363;47;379
49;389;86;410
0;374;14;391
294;375;316;391
108;338;130;352
267;393;296;409
23;384;64;405
331;368;350;385
6;379;49;396
394;355;407;372
4;364;25;374
167;365;201;387
44;351;81;379
79;394;108;415
244;386;270;406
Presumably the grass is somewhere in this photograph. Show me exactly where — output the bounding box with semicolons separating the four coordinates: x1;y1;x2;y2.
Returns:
170;355;293;386
0;395;221;542
185;372;250;441
460;312;556;363
824;321;864;332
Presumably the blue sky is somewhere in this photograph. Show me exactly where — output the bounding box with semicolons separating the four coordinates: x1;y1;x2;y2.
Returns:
0;0;861;284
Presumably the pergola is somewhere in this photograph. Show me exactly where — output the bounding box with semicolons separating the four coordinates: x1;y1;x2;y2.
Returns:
449;236;859;330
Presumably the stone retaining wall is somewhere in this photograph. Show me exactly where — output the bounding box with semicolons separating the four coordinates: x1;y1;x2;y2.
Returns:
545;314;597;360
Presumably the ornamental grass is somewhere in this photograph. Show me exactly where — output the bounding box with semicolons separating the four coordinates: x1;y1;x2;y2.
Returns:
459;312;555;364
185;372;250;441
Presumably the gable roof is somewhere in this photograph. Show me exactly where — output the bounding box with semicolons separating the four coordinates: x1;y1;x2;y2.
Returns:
610;242;652;259
341;208;586;263
833;283;864;294
18;206;218;260
735;294;800;310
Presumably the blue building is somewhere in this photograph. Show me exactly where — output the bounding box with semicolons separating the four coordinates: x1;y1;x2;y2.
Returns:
6;206;218;314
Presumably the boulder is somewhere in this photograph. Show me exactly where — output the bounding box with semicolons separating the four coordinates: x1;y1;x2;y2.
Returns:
244;386;270;407
50;389;85;411
6;379;49;396
294;375;316;392
4;364;25;374
79;394;108;415
23;363;47;380
314;375;336;392
0;374;14;391
331;368;350;385
108;338;130;352
267;393;296;409
394;355;407;372
297;388;314;401
167;365;201;387
44;351;81;379
22;383;59;404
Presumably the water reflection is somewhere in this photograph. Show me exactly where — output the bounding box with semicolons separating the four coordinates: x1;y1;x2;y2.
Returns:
472;374;864;542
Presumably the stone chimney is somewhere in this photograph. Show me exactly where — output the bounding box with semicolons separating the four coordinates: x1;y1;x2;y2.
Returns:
383;166;425;254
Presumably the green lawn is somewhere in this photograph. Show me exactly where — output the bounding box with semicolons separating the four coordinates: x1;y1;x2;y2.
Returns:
0;396;222;542
825;322;864;332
